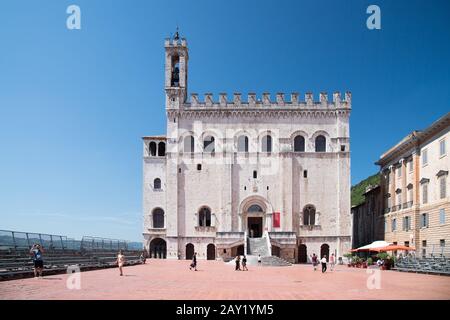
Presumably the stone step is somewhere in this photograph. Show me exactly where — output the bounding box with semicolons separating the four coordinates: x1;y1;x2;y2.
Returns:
262;256;292;267
247;237;269;256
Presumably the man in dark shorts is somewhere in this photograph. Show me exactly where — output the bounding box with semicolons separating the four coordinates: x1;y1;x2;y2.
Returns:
30;244;44;278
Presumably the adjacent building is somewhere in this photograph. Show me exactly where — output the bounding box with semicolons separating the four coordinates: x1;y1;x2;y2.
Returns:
142;34;352;263
376;112;450;257
351;184;384;249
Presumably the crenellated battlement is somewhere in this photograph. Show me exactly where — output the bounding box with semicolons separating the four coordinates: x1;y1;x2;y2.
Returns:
186;92;351;109
164;37;187;47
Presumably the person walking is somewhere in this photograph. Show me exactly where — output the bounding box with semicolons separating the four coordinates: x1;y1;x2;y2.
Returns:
242;255;248;271
117;250;125;276
30;244;44;278
311;253;318;271
321;255;327;273
189;252;198;271
235;255;241;271
329;253;336;271
257;254;262;266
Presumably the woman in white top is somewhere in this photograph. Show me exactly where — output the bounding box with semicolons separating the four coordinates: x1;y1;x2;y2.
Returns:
321;255;327;273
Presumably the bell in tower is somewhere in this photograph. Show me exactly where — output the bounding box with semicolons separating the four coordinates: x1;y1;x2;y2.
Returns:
171;63;180;87
164;28;188;107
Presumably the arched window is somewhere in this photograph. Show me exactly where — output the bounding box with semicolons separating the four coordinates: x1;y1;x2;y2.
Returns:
153;178;161;190
303;205;316;226
237;135;249;152
158;142;166;156
152;208;164;228
198;207;212;227
171;55;180;87
294;135;305;152
248;205;263;213
203;136;215;153
149;142;157;156
262;135;272;153
315;135;326;152
184;135;194;153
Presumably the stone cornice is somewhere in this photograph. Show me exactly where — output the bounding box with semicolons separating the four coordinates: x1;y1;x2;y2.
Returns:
168;108;350;119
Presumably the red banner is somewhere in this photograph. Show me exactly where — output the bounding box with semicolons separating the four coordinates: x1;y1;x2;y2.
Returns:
273;212;280;228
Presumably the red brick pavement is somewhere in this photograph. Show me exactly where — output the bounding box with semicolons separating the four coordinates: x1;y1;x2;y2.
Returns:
1;260;449;300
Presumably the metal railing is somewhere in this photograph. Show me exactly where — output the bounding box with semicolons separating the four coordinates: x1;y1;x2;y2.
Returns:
0;230;142;252
0;230;68;251
80;236;129;251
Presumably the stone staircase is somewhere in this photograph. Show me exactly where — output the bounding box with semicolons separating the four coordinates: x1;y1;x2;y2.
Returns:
261;256;291;267
246;236;291;267
247;237;269;256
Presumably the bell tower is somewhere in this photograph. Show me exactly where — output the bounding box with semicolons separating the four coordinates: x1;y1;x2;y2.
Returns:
165;29;188;110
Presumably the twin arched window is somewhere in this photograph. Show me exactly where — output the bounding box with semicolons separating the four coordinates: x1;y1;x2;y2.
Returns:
199;207;212;227
149;141;166;156
303;205;316;226
152;208;164;228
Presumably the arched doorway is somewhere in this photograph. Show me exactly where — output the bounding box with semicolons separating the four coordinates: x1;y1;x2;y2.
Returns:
247;204;264;238
272;245;281;257
207;244;216;260
149;238;166;259
298;244;307;263
186;243;194;260
239;195;273;235
320;244;330;262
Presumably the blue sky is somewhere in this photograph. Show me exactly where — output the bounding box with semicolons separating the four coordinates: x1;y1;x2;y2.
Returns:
0;0;449;241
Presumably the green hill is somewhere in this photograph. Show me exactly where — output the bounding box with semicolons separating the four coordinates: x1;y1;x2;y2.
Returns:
351;173;380;207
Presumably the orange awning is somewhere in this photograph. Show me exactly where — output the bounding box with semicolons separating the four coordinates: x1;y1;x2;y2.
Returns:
372;245;416;252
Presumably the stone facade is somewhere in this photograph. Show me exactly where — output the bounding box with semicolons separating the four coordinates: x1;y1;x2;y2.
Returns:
376;112;450;257
142;35;352;263
351;185;384;249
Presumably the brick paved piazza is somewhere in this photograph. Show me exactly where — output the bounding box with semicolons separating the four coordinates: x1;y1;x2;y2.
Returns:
1;260;449;300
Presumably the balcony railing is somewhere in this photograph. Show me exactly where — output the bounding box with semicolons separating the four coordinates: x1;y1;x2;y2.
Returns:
391;205;401;212
385;207;391;214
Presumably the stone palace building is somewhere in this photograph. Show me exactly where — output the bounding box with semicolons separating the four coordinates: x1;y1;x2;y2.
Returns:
142;34;352;263
377;113;450;257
